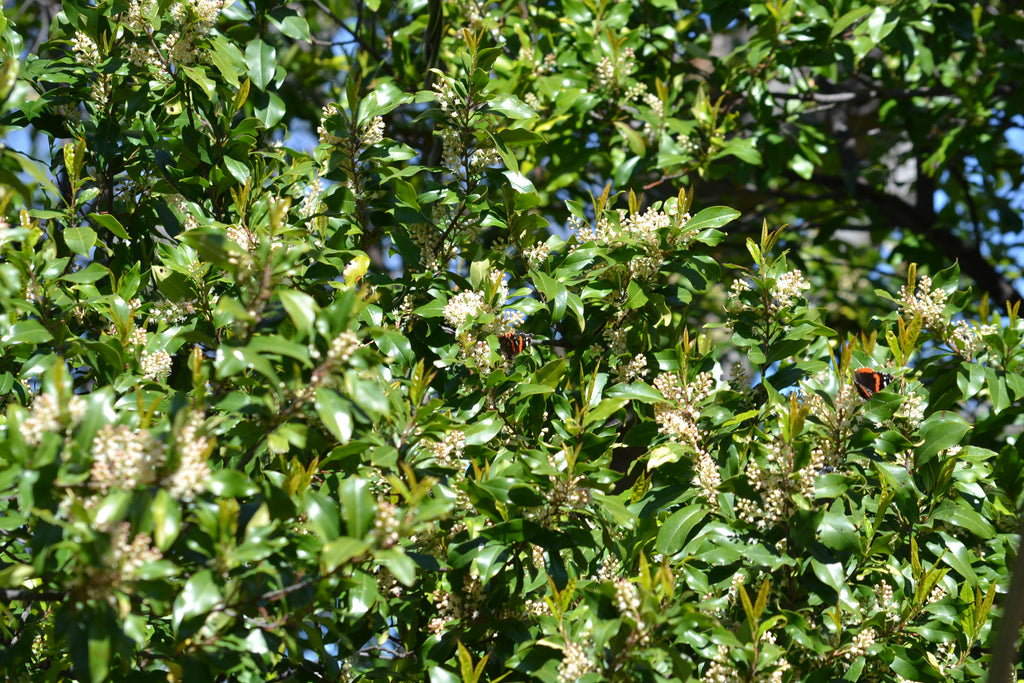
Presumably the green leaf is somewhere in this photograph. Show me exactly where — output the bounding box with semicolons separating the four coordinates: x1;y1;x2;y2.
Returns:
371;328;414;364
358;81;412;120
607;381;665;403
207;470;259;497
180;65;216;98
87;626;111;683
830;6;873;40
60;262;108;284
514;383;555;397
64;225;97;256
933;501;995;540
214;344;281;384
90;213;130;239
173;569;222;627
209;34;248;83
245;38;277;90
503;170;537;194
304;490;341;540
624;280;649;308
656;504;706;555
339;477;374;538
316;387;353;443
272;14;310;41
254;91;286;128
5;319;53;344
152;489;181;551
685;206;741;232
818;508;861;553
464;415;502;445
932;535;979;585
916;411;971;464
789;155;814;179
810;559;845;594
224;155;250;184
648;443;688;469
715;137;763;165
379;549;418;586
277;288;320;337
321;537;370;573
486;95;536;119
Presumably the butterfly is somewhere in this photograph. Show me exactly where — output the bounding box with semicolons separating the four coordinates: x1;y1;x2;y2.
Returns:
853;367;895;399
498;332;533;359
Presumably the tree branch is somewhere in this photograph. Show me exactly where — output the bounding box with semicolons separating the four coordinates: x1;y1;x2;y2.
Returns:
810;171;1024;311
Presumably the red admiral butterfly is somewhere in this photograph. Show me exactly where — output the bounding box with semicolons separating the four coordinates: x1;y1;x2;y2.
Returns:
498;332;533;359
853;367;894;399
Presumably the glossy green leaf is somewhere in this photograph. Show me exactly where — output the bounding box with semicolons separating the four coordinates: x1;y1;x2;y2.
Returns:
316;387;353;443
173;569;222;627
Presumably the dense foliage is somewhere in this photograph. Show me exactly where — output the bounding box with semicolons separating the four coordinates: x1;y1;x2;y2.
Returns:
2;0;1023;681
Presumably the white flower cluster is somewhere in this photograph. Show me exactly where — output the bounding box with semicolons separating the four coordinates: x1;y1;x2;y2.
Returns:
525;468;590;528
226;225;254;251
372;499;401;549
302;174;324;232
141;349;173;381
522;241;550;268
614;578;650;645
895;391;925;427
467;340;494;374
594;49;628;89
361;116;385;147
20;393;60;446
641;91;665;143
127;42;159;68
597;554;622;582
19;392;87;446
168;412;211;501
772;269;810;312
469;147;500;170
875;580;899;622
442;290;486;330
702;645;738;683
408;217;448;271
165;30;199;66
432;75;462;116
900;273;993;359
128;326;148;350
185;0;222;30
109;522;162;576
843;627;876;660
326;331;360;366
602;325;629;356
91;424;167;490
428;574;484;635
607;208;669;249
125;0;156;33
694;450;722;506
612;353;648;383
572;204;695;285
653;371;719;503
303;331;362;399
439;128;464;175
149;299;198;325
652;371;713;444
557;639;596;682
317;105;343;145
898;274;947;329
736;436;824;530
427;430;466;470
72;31;101;65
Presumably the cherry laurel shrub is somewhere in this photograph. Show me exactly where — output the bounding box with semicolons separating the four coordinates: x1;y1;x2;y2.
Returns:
1;5;1022;683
